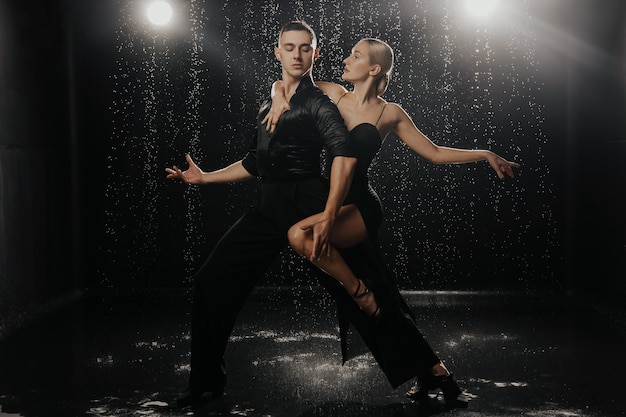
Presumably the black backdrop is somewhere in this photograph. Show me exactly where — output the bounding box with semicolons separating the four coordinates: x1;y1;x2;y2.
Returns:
1;0;625;336
76;0;567;290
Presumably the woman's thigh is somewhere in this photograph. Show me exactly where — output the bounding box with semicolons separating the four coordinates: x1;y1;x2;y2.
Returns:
331;204;368;248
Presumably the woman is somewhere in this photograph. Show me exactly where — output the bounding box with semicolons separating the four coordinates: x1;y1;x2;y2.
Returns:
264;38;519;406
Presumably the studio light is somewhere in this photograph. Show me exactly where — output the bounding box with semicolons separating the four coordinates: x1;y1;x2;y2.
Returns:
147;1;173;26
465;0;498;17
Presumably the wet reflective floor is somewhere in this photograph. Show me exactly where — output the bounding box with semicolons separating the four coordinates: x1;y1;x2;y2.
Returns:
0;287;625;417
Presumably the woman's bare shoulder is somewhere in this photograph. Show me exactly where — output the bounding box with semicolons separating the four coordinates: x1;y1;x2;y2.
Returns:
315;81;348;102
383;102;410;119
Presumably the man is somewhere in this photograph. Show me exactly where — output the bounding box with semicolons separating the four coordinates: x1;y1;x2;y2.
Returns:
165;21;356;408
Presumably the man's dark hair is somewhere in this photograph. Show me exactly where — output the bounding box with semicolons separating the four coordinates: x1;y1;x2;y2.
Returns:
278;20;317;48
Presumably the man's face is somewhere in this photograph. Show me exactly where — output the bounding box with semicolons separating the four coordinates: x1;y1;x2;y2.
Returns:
274;29;318;79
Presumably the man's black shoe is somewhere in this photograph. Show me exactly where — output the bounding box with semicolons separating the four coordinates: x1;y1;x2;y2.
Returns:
175;389;224;408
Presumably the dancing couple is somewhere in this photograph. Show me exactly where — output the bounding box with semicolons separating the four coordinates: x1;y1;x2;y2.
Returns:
165;20;519;410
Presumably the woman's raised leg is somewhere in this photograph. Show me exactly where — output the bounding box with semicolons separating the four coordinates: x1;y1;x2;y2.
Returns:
288;204;379;316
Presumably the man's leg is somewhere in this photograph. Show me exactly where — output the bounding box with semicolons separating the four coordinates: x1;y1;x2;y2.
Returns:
344;239;441;387
186;211;286;398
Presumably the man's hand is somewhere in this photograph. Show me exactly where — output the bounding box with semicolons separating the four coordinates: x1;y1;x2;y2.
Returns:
165;154;204;184
297;212;335;260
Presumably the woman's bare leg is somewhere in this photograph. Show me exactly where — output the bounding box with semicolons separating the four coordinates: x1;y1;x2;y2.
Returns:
288;205;379;315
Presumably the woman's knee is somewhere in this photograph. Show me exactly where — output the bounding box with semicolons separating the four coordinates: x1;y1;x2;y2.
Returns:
287;225;309;256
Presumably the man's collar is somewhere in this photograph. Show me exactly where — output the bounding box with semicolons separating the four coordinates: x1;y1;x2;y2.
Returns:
295;75;314;92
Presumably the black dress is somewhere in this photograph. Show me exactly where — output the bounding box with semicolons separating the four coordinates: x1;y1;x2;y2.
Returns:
342;122;384;239
330;115;442;389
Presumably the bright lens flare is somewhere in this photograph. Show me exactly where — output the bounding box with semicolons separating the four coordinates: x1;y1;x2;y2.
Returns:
465;0;498;17
147;1;172;25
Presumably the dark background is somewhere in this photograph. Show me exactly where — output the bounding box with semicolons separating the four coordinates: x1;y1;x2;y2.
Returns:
0;0;624;338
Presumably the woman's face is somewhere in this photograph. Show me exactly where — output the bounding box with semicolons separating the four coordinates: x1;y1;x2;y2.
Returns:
342;40;373;83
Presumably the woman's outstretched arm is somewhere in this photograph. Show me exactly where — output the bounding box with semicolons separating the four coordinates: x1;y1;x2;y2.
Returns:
388;103;520;179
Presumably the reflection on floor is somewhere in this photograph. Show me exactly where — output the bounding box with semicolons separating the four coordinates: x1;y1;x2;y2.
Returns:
0;287;625;417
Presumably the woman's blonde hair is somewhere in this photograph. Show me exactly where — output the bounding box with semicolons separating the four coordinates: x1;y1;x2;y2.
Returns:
362;38;394;95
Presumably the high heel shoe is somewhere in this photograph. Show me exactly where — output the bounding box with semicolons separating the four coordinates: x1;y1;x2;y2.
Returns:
351;279;381;317
407;373;468;409
406;377;428;401
436;373;467;408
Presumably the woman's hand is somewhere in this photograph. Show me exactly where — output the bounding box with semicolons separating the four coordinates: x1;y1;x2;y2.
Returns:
261;81;290;133
485;151;521;179
165;154;205;184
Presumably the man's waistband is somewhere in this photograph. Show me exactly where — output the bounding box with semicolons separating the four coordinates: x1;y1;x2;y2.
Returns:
259;173;321;183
